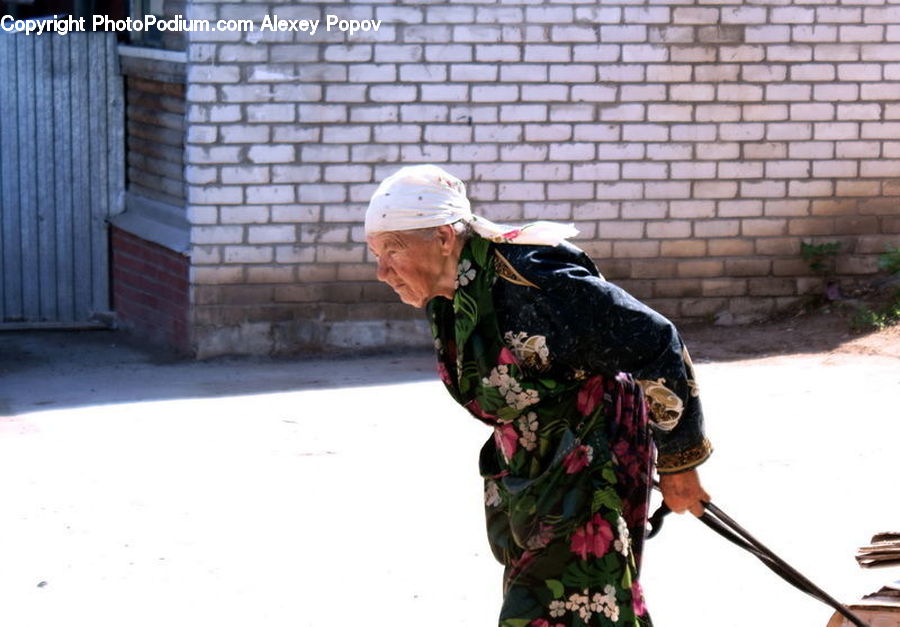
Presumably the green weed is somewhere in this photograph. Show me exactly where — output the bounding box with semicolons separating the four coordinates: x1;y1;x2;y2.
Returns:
877;245;900;276
800;241;842;276
850;288;900;332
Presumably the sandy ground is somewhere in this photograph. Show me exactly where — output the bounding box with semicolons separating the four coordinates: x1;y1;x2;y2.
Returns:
0;316;898;627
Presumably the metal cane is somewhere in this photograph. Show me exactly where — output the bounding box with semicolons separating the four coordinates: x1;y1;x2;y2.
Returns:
649;492;870;627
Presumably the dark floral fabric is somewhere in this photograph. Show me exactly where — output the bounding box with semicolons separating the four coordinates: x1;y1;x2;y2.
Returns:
426;235;713;627
487;240;712;474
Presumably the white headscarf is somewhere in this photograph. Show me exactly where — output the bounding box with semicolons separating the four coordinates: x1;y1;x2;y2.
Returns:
365;164;578;246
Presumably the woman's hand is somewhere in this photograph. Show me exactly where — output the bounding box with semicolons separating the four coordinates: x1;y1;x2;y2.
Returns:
659;469;710;517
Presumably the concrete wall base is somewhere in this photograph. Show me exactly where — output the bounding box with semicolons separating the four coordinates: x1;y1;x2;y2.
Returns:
194;318;431;359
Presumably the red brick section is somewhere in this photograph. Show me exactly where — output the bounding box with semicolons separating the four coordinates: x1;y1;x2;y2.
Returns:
110;226;190;354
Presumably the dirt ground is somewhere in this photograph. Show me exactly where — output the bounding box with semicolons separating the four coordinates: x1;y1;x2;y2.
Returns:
681;308;900;364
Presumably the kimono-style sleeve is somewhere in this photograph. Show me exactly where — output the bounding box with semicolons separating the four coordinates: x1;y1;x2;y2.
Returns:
492;242;713;474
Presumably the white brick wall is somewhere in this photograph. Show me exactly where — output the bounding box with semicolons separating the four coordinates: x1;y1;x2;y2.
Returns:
184;0;900;354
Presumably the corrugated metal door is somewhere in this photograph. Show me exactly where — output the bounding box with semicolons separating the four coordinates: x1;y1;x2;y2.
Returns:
0;30;124;327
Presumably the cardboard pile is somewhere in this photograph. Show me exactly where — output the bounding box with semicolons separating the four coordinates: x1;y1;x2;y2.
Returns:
857;533;900;569
827;532;900;626
827;582;900;627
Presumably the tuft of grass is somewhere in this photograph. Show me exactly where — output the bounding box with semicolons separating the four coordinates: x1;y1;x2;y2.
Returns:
878;245;900;276
850;288;900;332
800;241;842;276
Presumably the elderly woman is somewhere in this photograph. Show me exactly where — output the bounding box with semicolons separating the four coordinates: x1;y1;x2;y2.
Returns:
366;165;712;627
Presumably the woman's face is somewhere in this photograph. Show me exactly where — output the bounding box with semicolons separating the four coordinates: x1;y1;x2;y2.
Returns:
367;229;453;308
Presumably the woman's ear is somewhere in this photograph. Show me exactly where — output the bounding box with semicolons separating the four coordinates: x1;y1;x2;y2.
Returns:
435;224;457;256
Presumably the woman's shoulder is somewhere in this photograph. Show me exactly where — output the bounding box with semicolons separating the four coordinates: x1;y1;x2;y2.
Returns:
492;240;603;289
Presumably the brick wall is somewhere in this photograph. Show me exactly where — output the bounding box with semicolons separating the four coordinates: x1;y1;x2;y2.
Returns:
125;75;187;206
111;226;191;354
185;0;900;356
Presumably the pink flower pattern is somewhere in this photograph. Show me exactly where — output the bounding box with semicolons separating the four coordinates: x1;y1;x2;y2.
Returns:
494;423;519;463
562;444;593;474
570;513;615;560
464;399;497;422
436;361;452;386
632;580;648;617
497;346;519;365
576;375;605;416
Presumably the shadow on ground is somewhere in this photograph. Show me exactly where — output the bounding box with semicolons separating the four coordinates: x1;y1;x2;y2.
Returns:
1;310;896;415
0;330;437;416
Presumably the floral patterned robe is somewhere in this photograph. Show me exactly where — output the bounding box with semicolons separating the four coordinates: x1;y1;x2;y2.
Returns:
427;235;712;627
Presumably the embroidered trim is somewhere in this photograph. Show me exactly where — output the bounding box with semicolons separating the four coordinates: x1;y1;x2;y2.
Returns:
656;438;713;474
638;378;683;432
493;250;540;289
504;331;551;372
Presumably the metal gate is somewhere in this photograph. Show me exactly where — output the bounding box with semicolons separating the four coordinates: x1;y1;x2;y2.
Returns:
0;30;124;328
